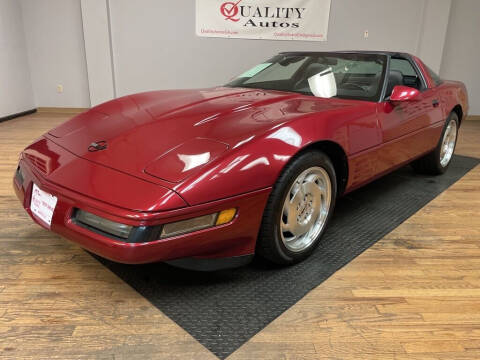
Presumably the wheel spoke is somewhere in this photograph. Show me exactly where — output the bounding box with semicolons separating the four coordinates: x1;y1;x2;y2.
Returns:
288;192;301;219
281;220;291;234
282;188;301;236
303;181;321;199
291;221;309;237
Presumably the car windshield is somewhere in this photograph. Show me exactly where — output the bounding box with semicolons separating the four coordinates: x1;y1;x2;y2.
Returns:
226;53;387;102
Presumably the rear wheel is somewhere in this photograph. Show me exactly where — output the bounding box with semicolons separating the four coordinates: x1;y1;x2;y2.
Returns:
257;151;337;265
412;112;459;175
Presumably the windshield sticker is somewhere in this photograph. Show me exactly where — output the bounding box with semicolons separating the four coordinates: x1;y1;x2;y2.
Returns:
308;67;337;98
239;63;272;78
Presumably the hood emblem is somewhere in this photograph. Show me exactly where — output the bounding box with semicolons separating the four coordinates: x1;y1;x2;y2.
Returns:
88;141;107;152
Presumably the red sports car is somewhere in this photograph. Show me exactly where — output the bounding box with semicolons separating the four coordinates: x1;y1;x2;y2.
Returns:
14;51;468;270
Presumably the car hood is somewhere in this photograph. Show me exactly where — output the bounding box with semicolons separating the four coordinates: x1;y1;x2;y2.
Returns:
46;87;349;185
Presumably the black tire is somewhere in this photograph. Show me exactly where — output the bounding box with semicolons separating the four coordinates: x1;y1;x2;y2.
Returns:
411;112;459;175
256;151;337;265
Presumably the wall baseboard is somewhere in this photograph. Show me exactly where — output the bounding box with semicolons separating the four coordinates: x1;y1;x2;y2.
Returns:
466;115;480;121
0;108;37;123
37;107;88;114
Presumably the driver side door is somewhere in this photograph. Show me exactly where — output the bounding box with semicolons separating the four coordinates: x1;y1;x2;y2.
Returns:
376;57;444;174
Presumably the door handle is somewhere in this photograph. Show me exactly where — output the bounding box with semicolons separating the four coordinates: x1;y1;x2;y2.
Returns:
432;99;440;108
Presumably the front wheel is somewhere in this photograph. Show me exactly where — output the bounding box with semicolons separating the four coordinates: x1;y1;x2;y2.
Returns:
256;151;337;265
412;112;459;175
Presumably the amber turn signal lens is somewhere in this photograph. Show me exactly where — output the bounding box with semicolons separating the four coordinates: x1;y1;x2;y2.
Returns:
216;208;237;225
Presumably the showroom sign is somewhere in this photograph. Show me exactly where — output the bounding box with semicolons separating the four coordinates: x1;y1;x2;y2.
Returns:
196;0;331;41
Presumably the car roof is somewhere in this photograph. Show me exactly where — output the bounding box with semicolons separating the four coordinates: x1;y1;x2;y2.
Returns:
279;50;412;58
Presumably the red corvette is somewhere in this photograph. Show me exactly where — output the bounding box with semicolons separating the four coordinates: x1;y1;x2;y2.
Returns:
14;51;468;270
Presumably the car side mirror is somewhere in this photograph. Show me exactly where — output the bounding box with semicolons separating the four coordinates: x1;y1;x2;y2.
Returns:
389;85;421;102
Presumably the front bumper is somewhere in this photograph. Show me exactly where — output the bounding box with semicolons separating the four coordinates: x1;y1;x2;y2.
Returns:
14;159;270;266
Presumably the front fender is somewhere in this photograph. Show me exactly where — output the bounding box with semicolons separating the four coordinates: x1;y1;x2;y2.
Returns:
174;117;347;205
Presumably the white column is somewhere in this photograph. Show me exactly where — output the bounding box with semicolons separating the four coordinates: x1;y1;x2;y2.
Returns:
81;0;116;106
416;0;452;72
0;0;34;117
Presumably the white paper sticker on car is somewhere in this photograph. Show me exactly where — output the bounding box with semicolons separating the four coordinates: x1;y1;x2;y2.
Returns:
31;183;58;227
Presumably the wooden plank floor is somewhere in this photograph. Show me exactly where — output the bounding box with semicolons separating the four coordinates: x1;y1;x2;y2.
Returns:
0;112;479;359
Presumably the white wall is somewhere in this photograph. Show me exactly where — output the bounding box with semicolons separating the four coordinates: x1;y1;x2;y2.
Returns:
108;0;433;97
21;0;90;108
441;0;480;115
0;0;34;118
2;0;468;115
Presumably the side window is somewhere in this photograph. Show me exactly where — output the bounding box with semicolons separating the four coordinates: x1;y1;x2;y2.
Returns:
390;58;417;76
425;65;443;86
390;58;424;90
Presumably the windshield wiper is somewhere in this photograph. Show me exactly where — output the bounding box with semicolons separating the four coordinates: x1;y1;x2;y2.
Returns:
228;84;308;96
